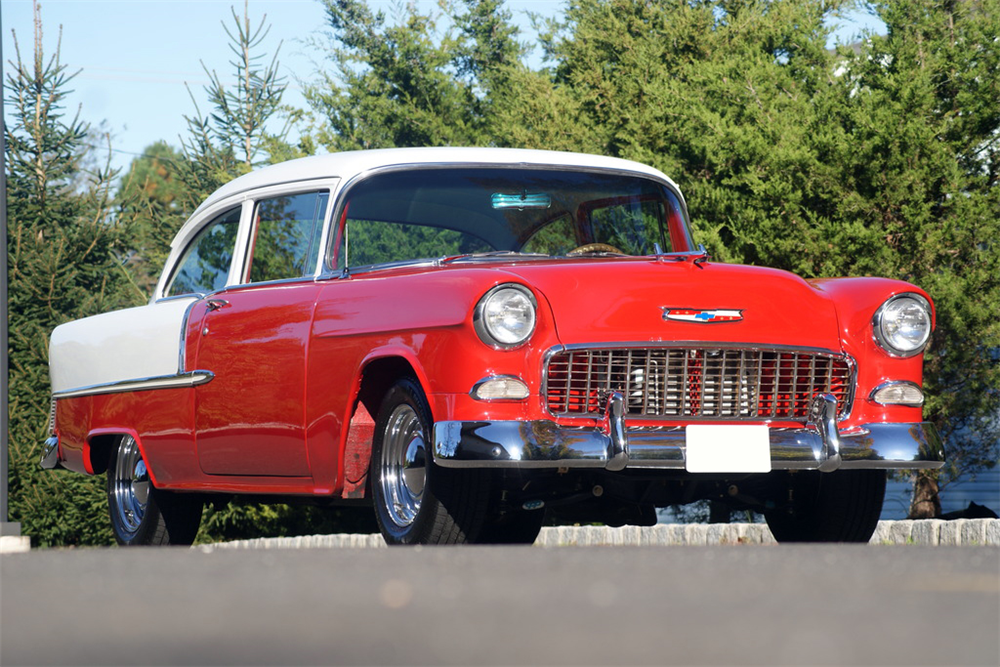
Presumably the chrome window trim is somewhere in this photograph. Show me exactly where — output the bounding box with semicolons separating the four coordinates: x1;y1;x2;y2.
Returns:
320;161;695;280
240;189;334;285
52;371;215;400
541;342;857;422
159;203;247;301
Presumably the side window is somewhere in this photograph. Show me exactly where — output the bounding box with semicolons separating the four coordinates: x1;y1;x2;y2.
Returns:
248;192;329;283
167;208;241;297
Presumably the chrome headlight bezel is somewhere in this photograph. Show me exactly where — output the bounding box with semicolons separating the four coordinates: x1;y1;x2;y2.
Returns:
474;284;537;349
872;293;932;358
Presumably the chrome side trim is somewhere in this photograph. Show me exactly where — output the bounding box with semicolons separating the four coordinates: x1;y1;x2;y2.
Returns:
432;419;945;472
178;298;203;373
52;371;215;400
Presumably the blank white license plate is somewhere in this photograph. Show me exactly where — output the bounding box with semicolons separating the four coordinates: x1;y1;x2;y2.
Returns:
685;425;771;473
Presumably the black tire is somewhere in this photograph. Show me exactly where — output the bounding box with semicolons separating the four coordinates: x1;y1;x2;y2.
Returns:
370;378;491;545
476;510;545;545
764;470;887;543
107;435;203;546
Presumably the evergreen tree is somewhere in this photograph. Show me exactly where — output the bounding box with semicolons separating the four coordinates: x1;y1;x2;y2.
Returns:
116;141;188;294
5;3;144;545
306;0;528;150
179;0;299;202
828;0;1000;514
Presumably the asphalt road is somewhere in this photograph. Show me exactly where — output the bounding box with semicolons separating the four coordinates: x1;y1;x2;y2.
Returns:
2;544;998;666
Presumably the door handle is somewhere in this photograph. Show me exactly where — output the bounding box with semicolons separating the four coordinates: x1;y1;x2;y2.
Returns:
206;299;230;312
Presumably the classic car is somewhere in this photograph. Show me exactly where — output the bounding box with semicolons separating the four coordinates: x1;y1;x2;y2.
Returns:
41;147;945;546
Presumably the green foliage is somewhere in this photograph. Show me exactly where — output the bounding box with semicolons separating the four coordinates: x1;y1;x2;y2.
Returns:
178;1;300;203
306;0;529;150
195;500;376;544
8;0;998;545
116;141;189;293
5;6;144;546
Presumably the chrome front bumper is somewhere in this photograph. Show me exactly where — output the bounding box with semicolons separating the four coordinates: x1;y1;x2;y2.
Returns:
433;393;945;473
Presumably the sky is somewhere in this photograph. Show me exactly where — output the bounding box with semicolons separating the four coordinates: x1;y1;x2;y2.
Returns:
2;0;885;175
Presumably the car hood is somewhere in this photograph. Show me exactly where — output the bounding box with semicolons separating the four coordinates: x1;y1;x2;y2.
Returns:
496;258;844;351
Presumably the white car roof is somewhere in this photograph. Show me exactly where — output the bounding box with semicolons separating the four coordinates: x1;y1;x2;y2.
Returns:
190;147;681;219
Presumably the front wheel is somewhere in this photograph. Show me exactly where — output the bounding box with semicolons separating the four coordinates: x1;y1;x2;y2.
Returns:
764;470;886;543
107;435;202;546
371;378;490;545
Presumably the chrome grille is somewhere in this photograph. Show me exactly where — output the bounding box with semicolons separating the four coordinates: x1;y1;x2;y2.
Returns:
545;347;853;420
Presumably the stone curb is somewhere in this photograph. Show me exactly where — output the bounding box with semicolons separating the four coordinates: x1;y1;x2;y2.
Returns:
0;536;31;554
197;519;1000;552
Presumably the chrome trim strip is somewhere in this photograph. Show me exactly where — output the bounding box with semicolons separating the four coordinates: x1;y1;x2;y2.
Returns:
432;420;944;472
178;298;203;373
52;371;215;400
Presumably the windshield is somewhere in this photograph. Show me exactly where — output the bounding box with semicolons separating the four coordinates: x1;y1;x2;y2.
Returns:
333;166;693;270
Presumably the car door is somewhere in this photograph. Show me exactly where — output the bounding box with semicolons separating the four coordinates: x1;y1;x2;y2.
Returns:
192;191;330;477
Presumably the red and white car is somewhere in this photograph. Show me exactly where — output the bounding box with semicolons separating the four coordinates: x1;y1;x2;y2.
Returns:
42;148;944;545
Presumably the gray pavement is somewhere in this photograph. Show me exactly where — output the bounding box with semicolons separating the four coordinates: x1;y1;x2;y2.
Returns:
2;543;998;666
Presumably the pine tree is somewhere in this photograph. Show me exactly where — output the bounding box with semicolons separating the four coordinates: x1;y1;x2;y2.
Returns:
5;2;144;545
179;0;298;202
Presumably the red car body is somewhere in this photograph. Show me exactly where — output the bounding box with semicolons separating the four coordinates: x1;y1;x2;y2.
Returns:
42;148;944;545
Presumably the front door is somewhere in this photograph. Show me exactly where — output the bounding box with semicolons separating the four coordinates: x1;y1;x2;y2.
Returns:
193;284;322;476
193;190;330;476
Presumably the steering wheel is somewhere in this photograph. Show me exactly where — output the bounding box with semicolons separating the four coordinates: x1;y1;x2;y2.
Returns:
567;243;625;256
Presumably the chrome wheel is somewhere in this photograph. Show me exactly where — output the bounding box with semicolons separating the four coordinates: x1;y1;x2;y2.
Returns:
379;404;427;528
112;435;150;536
372;378;491;545
106;434;202;546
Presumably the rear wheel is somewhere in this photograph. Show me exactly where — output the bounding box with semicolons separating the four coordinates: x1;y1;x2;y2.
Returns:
371;378;490;545
764;470;886;543
107;435;202;546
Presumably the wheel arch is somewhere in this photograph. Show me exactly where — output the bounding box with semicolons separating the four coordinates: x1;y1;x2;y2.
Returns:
339;352;430;499
85;428;159;485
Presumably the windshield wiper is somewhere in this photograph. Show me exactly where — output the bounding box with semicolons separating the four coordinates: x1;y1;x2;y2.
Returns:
440;251;553;264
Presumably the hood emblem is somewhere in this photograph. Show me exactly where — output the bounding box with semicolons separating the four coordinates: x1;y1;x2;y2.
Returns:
662;308;743;323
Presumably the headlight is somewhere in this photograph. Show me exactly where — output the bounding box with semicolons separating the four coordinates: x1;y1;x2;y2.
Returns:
873;293;932;357
474;284;537;348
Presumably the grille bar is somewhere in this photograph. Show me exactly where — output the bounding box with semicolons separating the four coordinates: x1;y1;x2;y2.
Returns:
545;347;853;420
